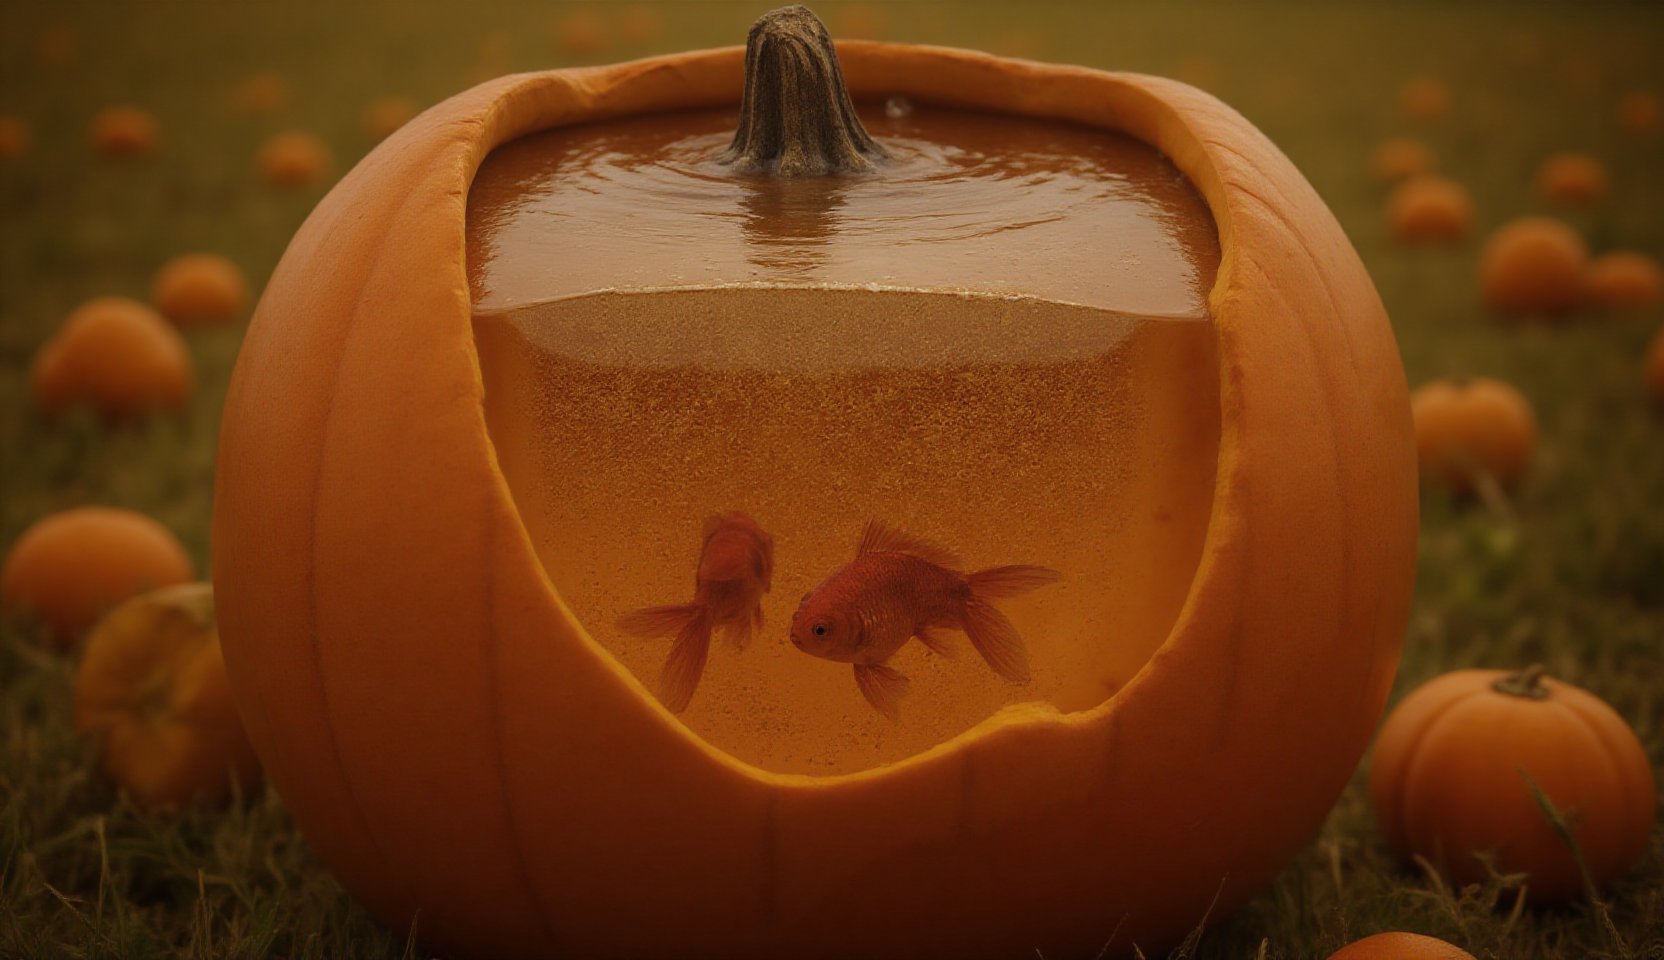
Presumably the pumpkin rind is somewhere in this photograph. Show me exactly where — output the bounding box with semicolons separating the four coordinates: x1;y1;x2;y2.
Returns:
213;44;1417;957
1327;932;1476;960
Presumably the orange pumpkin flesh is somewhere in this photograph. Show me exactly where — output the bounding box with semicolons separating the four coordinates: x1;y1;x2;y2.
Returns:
2;507;193;648
89;106;158;158
1371;668;1654;903
214;32;1417;959
1327;932;1476;960
1387;176;1473;244
31;296;194;419
152;253;251;328
257;131;331;188
1479;216;1589;317
1411;378;1536;495
1534;151;1607;205
73;583;261;810
1586;251;1664;311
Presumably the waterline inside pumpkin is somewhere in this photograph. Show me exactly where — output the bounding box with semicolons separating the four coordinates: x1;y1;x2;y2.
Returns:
474;286;1219;775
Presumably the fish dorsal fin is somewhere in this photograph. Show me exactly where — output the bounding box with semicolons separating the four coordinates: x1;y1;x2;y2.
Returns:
856;520;960;569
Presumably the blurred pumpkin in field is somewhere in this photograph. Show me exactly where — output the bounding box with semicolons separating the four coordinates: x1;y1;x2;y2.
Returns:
1534;152;1607;205
1479;216;1588;317
0;116;29;159
257;131;331;188
1411;378;1536;494
555;9;607;58
74;582;262;810
1617;90;1661;135
1327;932;1476;960
834;3;887;40
2;508;194;648
152;253;250;328
31;296;193;420
1371;667;1654;903
1387;176;1472;244
1585;251;1663;311
1398;76;1450;121
618;4;664;46
89;106;158;158
1646;329;1664;402
1372;137;1434;182
37;26;76;66
233;72;290;115
364;96;418;141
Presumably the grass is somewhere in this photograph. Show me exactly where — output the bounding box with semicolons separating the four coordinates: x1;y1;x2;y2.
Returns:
2;1;1662;957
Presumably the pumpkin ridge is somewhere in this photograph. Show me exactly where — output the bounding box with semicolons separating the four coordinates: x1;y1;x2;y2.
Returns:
1551;689;1658;846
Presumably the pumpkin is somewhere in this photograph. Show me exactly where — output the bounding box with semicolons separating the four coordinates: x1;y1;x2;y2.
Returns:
31;296;193;420
74;582;261;810
233;72;290;116
554;9;607;58
152;253;250;328
1372;137;1434;183
1326;932;1476;960
1398;77;1450;121
214;8;1417;957
257;131;331;188
0;115;29;159
89;106;158;158
1387;176;1473;245
618;5;664;46
1534;152;1607;205
1617;90;1662;135
1370;667;1654;903
1410;378;1536;495
363;96;418;142
1479;216;1588;317
37;26;77;67
2;507;193;649
1585;251;1664;311
1646;328;1664;402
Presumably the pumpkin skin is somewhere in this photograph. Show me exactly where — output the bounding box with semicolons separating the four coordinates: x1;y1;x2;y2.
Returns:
152;253;250;328
0;115;29;159
1387;176;1473;245
1398;77;1450;121
1534;152;1607;205
74;582;261;810
1372;138;1434;182
31;296;193;420
363;97;418;142
3;507;193;648
1586;251;1664;311
1327;932;1476;960
1370;669;1655;903
1479;216;1588;317
1646;328;1664;402
257;131;331;188
1617;90;1662;135
213;43;1417;958
1410;378;1536;495
89;106;158;158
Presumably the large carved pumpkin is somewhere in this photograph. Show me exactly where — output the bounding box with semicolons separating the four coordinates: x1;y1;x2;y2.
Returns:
213;17;1416;958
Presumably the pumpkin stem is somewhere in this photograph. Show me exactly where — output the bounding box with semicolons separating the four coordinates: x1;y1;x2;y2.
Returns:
718;5;887;177
1493;663;1551;700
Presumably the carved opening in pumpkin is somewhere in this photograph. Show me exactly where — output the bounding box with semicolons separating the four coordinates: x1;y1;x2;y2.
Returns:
466;102;1222;775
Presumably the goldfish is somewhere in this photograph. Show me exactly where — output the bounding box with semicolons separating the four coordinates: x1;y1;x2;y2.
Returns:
618;512;775;713
790;520;1060;721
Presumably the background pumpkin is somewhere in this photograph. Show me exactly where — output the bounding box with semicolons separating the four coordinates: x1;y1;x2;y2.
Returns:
1410;377;1537;495
1369;667;1655;903
1326;932;1476;960
213;32;1416;958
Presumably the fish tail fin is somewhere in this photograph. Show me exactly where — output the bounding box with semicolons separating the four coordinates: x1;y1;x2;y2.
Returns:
720;616;753;651
960;597;1032;684
658;608;713;713
964;564;1062;599
617;603;703;638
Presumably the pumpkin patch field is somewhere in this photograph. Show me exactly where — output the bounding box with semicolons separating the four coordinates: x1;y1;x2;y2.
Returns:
2;2;1661;958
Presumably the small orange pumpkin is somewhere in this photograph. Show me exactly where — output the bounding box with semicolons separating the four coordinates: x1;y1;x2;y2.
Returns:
89;106;158;158
0;115;29;159
2;507;194;649
1372;137;1434;183
1327;932;1476;960
1387;176;1473;245
554;9;607;58
618;5;664;46
1411;378;1536;494
257;131;331;188
1585;251;1664;311
1479;216;1588;317
152;253;250;328
1398;77;1450;121
1646;328;1664;402
74;583;262;810
1370;667;1655;903
31;296;194;420
363;96;419;141
233;72;291;116
1617;90;1662;135
1534;152;1607;205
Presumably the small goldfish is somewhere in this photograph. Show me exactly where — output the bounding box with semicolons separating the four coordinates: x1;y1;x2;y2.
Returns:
619;512;775;713
790;520;1060;721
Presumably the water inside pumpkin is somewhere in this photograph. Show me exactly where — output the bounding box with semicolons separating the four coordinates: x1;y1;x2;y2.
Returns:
468;104;1221;775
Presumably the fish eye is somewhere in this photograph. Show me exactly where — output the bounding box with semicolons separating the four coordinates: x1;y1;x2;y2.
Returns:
813;624;828;637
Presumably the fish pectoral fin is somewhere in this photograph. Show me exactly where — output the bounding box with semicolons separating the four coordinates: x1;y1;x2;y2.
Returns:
658;610;714;713
854;663;910;722
915;626;959;659
960;598;1032;684
855;519;961;568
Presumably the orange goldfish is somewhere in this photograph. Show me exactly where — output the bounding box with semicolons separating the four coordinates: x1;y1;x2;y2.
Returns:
618;512;775;713
790;520;1060;721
